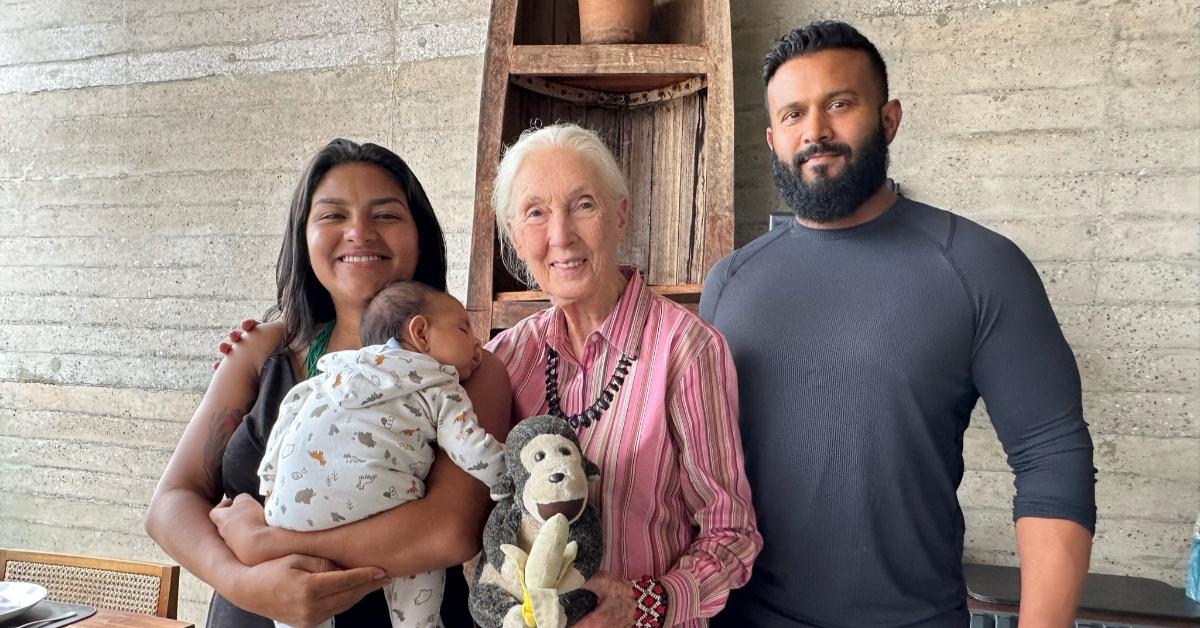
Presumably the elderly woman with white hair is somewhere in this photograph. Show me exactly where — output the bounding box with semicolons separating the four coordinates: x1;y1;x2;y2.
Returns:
485;123;762;628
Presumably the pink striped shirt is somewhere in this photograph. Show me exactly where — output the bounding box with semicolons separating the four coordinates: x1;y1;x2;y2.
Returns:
486;268;762;626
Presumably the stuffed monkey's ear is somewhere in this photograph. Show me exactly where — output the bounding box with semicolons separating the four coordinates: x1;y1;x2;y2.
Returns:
490;474;515;501
583;457;601;482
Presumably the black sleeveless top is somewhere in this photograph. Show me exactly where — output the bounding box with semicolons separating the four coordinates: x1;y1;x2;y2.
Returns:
207;346;471;627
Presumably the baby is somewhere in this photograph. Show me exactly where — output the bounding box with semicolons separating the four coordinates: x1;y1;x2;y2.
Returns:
258;280;505;628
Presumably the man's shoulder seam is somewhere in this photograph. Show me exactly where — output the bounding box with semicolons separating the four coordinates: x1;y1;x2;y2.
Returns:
896;206;980;329
705;225;791;318
725;224;792;277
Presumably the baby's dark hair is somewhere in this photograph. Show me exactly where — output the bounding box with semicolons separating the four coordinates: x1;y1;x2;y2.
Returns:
360;280;442;347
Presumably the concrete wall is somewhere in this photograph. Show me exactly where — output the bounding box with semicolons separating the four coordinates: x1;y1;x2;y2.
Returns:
0;0;1195;625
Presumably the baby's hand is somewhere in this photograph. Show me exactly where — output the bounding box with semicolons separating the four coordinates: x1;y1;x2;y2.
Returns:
210;493;275;565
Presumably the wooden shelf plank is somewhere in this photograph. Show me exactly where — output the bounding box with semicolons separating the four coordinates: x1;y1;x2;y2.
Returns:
510;44;708;77
490;284;703;329
548;74;696;93
496;284;702;302
491;300;550;329
491;297;699;330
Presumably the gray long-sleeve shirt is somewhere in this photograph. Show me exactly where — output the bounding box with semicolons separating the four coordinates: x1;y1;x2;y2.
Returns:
701;197;1096;627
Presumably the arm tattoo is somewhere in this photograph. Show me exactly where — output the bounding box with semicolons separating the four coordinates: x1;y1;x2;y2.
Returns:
201;406;246;499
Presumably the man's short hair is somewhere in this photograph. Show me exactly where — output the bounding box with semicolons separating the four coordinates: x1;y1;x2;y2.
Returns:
360;280;441;347
762;21;889;103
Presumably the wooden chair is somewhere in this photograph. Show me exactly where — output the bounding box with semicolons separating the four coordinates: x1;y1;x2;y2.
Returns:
0;549;179;619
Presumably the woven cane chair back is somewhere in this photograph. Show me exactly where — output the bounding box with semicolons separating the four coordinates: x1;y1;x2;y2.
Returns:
0;549;179;618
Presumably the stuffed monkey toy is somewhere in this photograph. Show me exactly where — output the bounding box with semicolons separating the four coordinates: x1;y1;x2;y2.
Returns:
469;415;602;628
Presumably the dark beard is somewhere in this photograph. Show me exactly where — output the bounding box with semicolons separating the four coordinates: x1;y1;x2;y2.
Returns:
770;126;890;224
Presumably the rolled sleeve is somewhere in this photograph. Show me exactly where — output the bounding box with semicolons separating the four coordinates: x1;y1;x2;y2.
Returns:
965;236;1097;533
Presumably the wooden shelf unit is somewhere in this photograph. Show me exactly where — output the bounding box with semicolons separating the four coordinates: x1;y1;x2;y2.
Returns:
467;0;733;339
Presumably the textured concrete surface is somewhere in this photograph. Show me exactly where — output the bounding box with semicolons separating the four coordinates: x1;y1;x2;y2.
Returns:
0;0;1196;625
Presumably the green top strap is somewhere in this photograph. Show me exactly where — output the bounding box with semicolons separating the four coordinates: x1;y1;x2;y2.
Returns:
304;321;335;378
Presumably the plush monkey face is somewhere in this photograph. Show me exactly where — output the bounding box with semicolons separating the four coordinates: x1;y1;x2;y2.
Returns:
519;433;590;524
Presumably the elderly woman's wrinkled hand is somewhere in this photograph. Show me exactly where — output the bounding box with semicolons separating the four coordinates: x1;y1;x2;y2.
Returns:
210;493;275;566
574;571;638;628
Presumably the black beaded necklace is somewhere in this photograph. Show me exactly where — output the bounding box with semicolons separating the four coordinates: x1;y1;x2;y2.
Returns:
544;346;634;430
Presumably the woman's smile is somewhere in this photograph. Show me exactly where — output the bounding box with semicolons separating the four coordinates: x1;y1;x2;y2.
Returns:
550;258;587;272
336;251;392;266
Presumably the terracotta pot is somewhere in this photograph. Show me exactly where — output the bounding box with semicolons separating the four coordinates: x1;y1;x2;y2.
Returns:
578;0;653;44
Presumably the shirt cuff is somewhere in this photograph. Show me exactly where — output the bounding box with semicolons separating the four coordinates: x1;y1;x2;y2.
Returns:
657;570;700;627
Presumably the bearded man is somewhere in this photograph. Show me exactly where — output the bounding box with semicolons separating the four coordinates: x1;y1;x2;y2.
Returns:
701;21;1096;628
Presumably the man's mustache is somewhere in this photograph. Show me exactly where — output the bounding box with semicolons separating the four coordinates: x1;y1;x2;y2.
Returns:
792;142;853;168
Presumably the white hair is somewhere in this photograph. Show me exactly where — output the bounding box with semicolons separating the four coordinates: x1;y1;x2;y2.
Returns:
491;123;630;288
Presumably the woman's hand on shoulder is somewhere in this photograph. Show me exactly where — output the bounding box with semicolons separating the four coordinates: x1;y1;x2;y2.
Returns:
213;318;264;370
226;553;390;627
211;320;285;377
575;571;637;628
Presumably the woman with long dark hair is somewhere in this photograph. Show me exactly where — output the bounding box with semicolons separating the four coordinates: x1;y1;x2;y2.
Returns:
146;139;511;627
